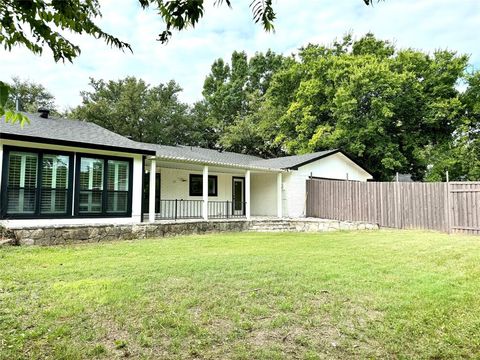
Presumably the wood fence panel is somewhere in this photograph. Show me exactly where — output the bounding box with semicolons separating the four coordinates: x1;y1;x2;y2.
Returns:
306;179;479;235
449;182;480;235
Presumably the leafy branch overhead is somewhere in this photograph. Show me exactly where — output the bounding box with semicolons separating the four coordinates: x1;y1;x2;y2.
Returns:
145;0;277;43
0;0;132;62
1;0;382;62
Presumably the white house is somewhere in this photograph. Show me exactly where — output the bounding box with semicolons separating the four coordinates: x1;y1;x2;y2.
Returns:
0;111;372;228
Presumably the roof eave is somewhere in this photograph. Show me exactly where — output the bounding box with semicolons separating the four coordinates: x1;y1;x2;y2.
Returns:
150;154;286;172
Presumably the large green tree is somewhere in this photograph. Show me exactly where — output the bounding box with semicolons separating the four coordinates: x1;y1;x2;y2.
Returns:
69;77;202;146
201;50;289;155
5;77;57;114
263;34;470;180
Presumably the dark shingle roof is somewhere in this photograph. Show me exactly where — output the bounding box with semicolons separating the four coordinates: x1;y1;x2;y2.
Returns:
138;143;342;171
136;143;275;169
0;113;360;171
0;112;155;155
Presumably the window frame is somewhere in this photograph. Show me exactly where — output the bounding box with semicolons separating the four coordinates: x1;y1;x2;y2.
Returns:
74;153;133;218
189;174;218;197
0;146;74;219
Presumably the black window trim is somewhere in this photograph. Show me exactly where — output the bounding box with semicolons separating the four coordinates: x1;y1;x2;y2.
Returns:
0;145;75;219
74;152;134;218
0;146;135;220
189;174;218;197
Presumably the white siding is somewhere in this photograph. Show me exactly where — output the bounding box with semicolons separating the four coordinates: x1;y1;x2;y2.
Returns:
250;173;277;216
298;152;371;181
159;168;284;217
131;155;144;222
283;152;372;218
159;168;244;202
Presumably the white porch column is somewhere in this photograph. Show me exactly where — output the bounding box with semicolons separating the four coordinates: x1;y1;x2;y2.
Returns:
203;165;208;220
148;159;156;223
245;170;251;219
277;172;283;218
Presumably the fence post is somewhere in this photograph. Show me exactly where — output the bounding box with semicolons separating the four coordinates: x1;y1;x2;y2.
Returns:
175;199;178;220
445;171;452;234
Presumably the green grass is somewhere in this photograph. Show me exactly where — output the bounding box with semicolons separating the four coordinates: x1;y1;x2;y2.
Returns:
1;230;480;359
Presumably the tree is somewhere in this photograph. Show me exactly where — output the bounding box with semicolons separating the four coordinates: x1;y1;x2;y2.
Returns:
263;33;468;180
5;77;57;114
69;76;203;146
201;50;289;153
219;92;285;157
424;71;480;181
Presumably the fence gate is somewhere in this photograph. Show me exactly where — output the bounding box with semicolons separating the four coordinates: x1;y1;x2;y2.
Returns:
449;182;480;235
306;179;480;235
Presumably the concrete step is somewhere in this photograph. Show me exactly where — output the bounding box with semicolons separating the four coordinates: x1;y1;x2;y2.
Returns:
247;221;297;232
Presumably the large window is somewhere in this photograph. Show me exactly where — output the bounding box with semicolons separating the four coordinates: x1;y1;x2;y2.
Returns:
189;174;218;196
1;148;132;219
76;155;132;216
2;149;72;217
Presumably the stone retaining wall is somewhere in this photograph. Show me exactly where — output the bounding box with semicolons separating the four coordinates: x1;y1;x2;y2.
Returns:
289;219;379;232
5;219;379;246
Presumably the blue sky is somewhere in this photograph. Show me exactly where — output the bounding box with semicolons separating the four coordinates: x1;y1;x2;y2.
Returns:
1;0;479;111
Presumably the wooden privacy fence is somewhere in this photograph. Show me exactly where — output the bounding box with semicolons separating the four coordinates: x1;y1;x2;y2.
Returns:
306;179;480;235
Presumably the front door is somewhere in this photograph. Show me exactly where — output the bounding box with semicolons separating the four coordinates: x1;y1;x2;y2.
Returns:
232;177;245;216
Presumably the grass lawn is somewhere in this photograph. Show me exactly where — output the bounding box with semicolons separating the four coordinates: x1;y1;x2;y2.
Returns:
1;230;480;359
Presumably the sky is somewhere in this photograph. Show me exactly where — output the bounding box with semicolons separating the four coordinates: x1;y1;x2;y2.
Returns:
1;0;479;111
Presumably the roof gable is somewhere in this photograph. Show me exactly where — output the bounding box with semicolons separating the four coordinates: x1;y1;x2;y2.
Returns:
249;150;340;169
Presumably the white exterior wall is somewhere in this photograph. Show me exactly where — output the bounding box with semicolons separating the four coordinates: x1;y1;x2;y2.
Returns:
160;168;284;217
0;139;144;227
159;168;244;202
250;173;277;216
283;152;372;218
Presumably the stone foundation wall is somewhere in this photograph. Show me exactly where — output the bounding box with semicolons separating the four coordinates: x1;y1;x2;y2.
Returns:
6;219;379;246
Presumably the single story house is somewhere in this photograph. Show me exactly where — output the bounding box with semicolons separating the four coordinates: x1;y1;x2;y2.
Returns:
0;111;372;227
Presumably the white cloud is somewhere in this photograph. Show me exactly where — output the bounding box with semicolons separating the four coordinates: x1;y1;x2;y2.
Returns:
1;0;479;111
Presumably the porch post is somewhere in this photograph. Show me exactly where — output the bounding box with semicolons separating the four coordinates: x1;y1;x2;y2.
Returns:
277;172;283;218
203;165;208;220
245;170;251;219
149;159;156;223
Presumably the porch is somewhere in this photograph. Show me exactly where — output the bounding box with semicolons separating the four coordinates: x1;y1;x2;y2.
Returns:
142;157;284;222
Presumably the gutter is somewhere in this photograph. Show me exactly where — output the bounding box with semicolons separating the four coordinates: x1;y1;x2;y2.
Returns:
0;133;156;156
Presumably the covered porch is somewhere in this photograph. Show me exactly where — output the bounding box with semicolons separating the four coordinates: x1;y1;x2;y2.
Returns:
142;157;284;222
